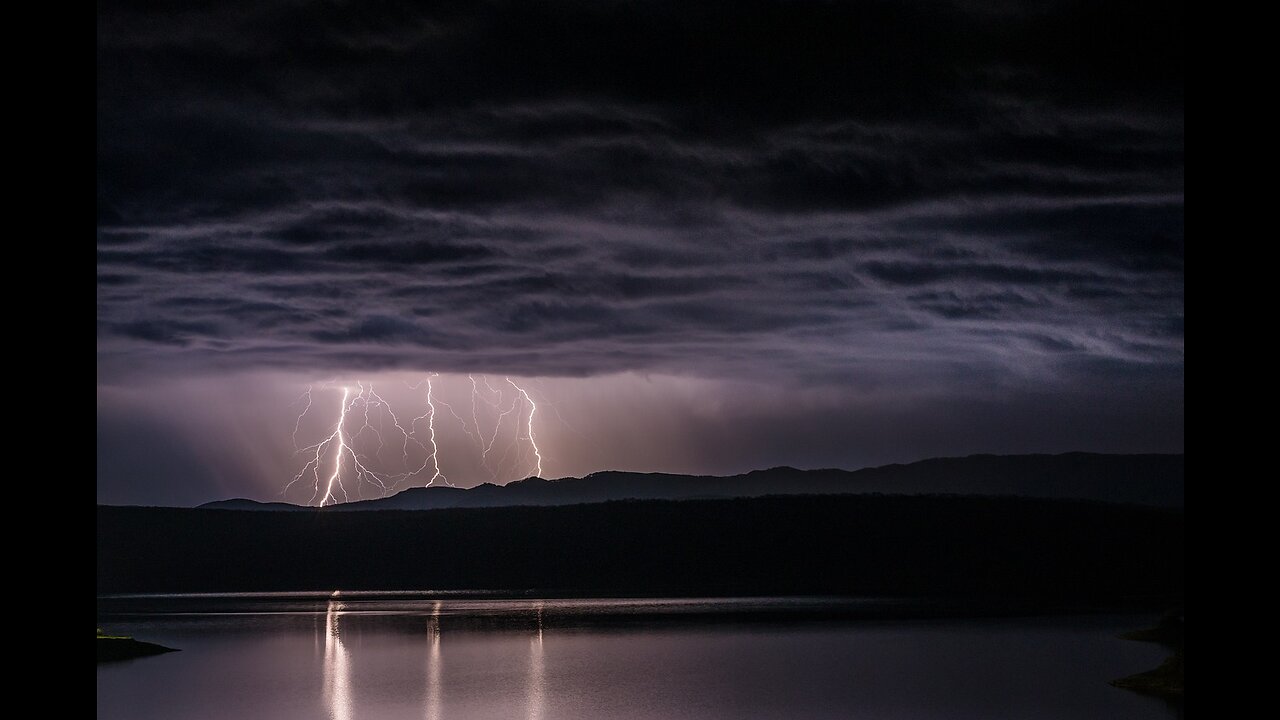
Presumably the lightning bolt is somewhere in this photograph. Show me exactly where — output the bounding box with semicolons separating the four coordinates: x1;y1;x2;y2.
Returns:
423;376;446;486
364;383;422;467
467;374;520;478
282;386;349;505
538;393;582;437
285;373;560;504
507;377;543;479
409;374;453;487
291;385;313;448
347;382;386;460
321;386;353;505
434;395;481;448
469;374;482;447
284;384;401;505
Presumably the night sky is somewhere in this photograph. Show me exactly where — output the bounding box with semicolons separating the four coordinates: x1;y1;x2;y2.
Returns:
97;1;1183;506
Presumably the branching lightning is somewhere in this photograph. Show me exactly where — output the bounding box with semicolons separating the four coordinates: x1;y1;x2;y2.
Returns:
284;385;398;506
408;374;453;487
435;395;481;448
364;383;420;467
473;376;521;478
291;385;313;448
285;373;558;505
507;377;543;479
469;375;482;446
322;386;353;505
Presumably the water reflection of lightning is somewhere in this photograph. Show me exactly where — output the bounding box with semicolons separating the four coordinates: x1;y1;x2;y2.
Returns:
426;601;442;720
323;596;352;720
527;600;545;720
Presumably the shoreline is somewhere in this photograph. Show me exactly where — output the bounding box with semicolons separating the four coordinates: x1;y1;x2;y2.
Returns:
97;633;179;663
1111;614;1184;699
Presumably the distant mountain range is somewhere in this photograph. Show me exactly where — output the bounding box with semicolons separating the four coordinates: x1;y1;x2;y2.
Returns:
197;452;1184;511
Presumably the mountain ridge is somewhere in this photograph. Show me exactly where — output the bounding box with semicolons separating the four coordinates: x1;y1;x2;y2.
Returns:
189;452;1183;511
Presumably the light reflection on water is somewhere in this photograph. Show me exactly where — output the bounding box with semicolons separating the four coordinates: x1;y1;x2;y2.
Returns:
324;595;547;720
97;595;1180;720
425;601;441;720
322;599;351;720
527;601;545;720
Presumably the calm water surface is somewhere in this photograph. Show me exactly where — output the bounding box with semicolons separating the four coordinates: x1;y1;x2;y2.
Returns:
97;594;1178;719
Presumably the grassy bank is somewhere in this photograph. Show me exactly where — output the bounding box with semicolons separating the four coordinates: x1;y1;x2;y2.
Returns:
97;629;179;663
1111;613;1183;698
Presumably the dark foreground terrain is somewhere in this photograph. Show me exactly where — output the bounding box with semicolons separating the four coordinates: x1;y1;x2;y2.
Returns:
99;494;1183;600
96;633;178;662
1112;613;1185;698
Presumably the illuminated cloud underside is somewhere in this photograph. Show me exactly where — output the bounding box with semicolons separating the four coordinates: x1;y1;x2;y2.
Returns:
96;1;1182;505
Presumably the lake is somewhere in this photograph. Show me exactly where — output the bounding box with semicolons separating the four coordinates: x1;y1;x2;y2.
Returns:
97;594;1178;719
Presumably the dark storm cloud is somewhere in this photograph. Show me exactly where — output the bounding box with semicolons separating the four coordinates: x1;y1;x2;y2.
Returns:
111;319;222;346
97;0;1182;389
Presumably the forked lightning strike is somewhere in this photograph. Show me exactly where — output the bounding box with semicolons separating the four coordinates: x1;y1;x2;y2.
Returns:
285;374;555;505
321;387;352;505
507;377;543;478
408;375;453;487
471;376;521;477
284;385;395;506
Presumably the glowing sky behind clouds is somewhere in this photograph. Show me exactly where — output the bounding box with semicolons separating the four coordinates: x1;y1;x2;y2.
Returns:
97;1;1182;505
97;369;1180;506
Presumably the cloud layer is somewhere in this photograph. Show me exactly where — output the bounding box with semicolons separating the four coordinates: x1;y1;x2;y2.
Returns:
98;1;1182;383
97;2;1182;501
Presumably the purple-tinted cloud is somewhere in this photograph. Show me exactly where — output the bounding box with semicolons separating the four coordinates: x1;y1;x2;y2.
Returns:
97;1;1183;503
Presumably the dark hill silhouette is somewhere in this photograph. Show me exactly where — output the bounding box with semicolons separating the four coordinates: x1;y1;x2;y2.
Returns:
197;452;1183;511
98;495;1184;599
